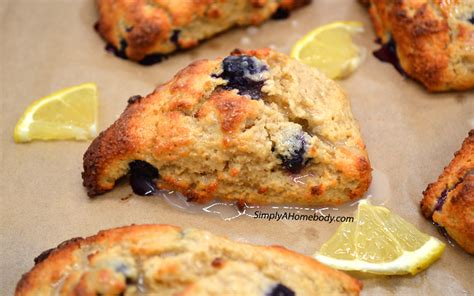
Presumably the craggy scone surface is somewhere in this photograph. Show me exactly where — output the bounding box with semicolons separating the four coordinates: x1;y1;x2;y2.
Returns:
96;0;310;63
363;0;474;91
82;49;371;205
16;224;362;295
421;130;474;254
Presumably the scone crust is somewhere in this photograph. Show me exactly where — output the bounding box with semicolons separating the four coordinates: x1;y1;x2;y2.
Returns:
364;0;474;91
96;0;310;62
421;130;474;254
16;224;362;295
82;49;371;205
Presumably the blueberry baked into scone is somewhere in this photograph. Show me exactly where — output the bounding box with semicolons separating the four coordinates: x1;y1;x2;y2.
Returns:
95;0;310;64
421;130;474;254
361;0;474;91
16;224;362;295
82;49;371;205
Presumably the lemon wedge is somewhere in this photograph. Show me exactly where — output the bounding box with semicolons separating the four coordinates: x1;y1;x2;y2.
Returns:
314;200;445;275
14;83;98;142
291;21;364;79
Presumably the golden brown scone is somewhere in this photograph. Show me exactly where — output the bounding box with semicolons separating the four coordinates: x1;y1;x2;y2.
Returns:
16;224;362;295
421;130;474;254
95;0;310;64
362;0;474;91
82;49;371;205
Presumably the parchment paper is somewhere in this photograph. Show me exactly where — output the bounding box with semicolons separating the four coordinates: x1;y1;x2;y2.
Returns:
1;0;473;295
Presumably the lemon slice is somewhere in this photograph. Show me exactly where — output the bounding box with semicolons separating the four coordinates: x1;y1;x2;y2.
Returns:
14;83;98;142
291;21;364;79
314;200;445;275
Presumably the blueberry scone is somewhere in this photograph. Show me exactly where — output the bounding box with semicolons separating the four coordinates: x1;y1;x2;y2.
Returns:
95;0;310;64
361;0;474;91
16;224;362;295
421;130;474;254
82;49;372;205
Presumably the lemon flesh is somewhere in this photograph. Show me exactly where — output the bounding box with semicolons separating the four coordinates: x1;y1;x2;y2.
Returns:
14;83;98;142
314;200;445;275
291;21;364;79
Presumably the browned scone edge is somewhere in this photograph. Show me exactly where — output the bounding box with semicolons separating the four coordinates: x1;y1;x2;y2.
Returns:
362;0;474;91
421;130;474;254
95;0;312;63
16;224;362;295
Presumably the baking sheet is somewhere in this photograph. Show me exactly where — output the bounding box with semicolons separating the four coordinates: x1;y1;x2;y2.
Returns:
1;0;473;295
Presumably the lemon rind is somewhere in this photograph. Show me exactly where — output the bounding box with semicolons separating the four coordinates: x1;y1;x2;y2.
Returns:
314;236;445;275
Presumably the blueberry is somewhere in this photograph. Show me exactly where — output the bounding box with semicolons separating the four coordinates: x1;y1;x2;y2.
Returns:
434;189;448;212
105;39;128;59
93;22;100;32
104;39;166;65
434;172;472;212
271;7;290;20
279;132;309;174
125;277;135;285
266;283;295;296
139;53;166;65
170;29;181;47
127;95;142;105
223;55;267;77
434;222;451;242
217;55;268;99
129;161;159;196
129;173;157;196
373;38;406;76
386;38;397;55
129;161;158;179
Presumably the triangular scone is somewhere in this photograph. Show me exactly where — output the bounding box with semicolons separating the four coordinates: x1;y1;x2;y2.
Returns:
96;0;311;63
83;49;371;205
421;130;474;254
16;224;362;295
